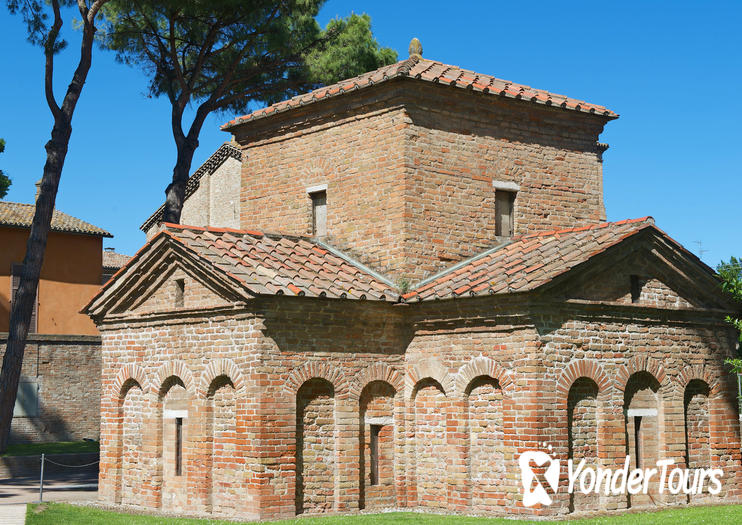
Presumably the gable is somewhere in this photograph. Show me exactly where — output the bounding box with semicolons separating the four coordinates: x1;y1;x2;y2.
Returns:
543;233;732;311
567;260;697;309
128;264;234;316
84;234;253;320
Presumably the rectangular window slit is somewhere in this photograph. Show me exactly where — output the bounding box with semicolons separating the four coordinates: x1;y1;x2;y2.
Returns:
311;190;327;237
174;279;185;308
370;424;382;486
175;417;183;476
495;190;515;237
630;275;641;303
634;415;642;469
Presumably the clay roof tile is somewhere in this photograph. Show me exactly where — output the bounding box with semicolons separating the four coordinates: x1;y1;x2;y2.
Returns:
223;58;617;131
158;224;398;302
0;201;112;237
404;218;654;301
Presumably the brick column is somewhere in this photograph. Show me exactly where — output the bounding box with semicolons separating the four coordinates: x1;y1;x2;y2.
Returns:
446;393;469;511
393;391;408;508
335;399;359;511
659;385;687;505
600;388;628;511
138;392;163;510
255;391;295;520
403;391;418;507
710;384;742;501
185;398;210;513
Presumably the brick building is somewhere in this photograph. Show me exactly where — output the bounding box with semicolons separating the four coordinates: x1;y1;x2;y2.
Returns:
140;142;242;240
85;45;741;519
0;200;127;443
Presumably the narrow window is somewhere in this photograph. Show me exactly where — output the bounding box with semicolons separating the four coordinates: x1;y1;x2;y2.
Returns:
311;190;327;237
630;275;641;303
634;416;642;468
174;279;185;308
370;424;382;486
175;417;183;476
495;190;515;237
11;264;38;333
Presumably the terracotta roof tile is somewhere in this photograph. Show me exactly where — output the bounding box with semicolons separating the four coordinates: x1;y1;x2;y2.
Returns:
404;217;655;302
0;201;112;237
223;57;617;131
102;250;131;270
161;224;398;301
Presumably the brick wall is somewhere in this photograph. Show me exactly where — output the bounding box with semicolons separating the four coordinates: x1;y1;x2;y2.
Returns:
233;82;608;283
93;255;742;520
567;377;599;511
399;86;606;279
467;376;505;512
178;157;241;233
538;304;742;513
296;378;335;514
1;333;101;444
412;379;449;510
235;86;409;281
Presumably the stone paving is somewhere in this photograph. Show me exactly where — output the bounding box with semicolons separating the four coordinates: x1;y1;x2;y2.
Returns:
0;469;97;524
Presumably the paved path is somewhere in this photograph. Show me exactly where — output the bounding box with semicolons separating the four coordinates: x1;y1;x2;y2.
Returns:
0;504;25;525
0;469;98;524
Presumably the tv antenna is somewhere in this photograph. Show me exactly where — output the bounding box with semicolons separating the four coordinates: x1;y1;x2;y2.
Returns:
694;240;708;260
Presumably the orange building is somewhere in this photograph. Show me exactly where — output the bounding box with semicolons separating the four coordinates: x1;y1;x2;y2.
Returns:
0;201;111;335
0;201;129;443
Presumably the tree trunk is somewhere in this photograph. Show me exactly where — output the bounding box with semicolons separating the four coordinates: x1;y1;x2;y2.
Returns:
162;138;198;224
0;1;104;452
0;124;71;452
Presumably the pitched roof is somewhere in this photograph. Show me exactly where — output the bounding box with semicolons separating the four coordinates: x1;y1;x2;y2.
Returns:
88;216;728;318
223;56;618;130
139;142;241;233
402;218;657;302
0;201;112;237
94;224;399;306
102;249;131;271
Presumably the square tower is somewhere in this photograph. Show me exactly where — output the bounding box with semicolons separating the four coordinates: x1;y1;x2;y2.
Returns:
224;52;617;282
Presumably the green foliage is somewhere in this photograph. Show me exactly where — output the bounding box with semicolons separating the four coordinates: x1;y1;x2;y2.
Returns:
396;278;410;294
98;1;397;115
0;138;10;198
718;256;742;301
718;257;742;375
718;256;742;342
305;14;397;86
6;0;70;53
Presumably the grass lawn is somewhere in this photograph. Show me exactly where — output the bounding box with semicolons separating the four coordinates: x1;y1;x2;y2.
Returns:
1;440;99;457
24;503;742;525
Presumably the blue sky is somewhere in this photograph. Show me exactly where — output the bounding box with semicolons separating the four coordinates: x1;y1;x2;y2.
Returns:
1;1;740;267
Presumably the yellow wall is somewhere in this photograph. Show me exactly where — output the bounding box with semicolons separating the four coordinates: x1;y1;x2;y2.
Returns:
0;226;102;335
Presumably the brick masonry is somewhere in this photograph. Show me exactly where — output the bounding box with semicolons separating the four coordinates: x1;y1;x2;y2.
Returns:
0;333;101;444
233;82;608;283
145;156;242;241
89;256;742;520
91;62;742;520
